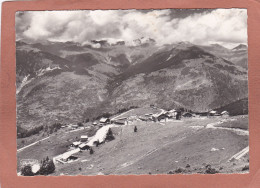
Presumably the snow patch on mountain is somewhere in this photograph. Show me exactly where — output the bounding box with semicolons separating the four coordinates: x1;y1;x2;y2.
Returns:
17;66;62;94
16;75;33;94
166;54;174;61
126;53;132;63
104;55;112;64
37;66;61;76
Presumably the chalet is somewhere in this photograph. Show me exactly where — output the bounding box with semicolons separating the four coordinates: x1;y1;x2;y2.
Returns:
168;109;177;117
209;110;217;116
113;119;126;125
158;114;169;121
71;141;81;147
182;112;193;118
139;116;149;121
221;111;229;117
68;151;84;161
151;110;169;122
100;117;110;124
58;148;80;162
80;135;88;142
79;143;90;150
111;117;128;125
71;124;79;129
66;155;78;161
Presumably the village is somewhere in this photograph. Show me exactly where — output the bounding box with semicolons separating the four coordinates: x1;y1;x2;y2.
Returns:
53;107;231;164
17;104;249;176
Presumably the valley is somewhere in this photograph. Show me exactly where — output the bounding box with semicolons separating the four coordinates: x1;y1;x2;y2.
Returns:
16;38;249;175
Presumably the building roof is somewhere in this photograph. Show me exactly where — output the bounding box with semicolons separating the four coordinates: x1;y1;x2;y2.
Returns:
60;148;80;160
81;135;88;139
183;112;193;116
79;143;89;149
152;110;167;118
116;117;128;120
113;119;125;124
158;113;168;117
100;117;109;123
139;116;149;121
72;141;81;146
221;111;228;114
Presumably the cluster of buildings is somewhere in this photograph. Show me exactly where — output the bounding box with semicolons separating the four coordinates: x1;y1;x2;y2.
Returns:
55;108;230;164
71;135;90;149
196;110;229;117
208;110;229;117
56;124;114;163
55;135;91;163
60;108;230;133
90;108;230;127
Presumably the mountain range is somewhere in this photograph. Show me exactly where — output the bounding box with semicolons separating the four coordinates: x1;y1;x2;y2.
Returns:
16;38;248;131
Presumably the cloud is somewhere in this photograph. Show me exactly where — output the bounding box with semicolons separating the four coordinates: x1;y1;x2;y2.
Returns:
15;9;247;48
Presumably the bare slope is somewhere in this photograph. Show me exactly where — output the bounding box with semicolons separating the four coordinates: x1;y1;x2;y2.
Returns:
110;44;248;112
49;116;248;175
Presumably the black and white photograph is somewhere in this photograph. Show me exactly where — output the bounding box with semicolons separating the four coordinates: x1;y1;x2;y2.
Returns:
16;9;248;176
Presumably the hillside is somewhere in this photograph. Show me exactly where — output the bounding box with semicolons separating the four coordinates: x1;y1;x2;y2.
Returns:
17;116;249;175
109;44;248;111
215;98;248;116
199;44;248;69
16;42;116;131
16;40;248;134
232;44;248;51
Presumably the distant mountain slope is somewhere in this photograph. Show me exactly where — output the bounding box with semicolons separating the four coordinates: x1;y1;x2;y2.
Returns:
16;40;248;134
16;71;109;130
110;44;247;112
118;46;214;79
16;42;116;130
16;47;70;89
232;44;248;51
199;44;248;69
214;98;248;116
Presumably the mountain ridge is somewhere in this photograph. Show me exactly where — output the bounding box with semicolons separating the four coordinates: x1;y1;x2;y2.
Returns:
16;40;248;133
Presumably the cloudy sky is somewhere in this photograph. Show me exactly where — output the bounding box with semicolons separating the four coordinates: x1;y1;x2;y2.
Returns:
15;9;247;48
